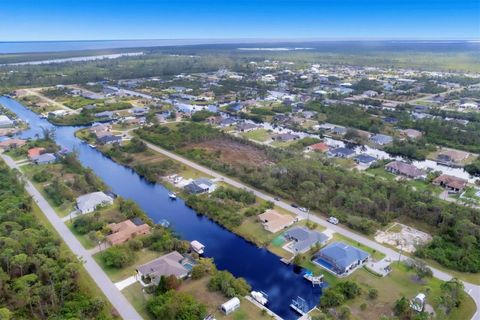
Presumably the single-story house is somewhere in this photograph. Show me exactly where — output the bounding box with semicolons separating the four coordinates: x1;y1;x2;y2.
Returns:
98;134;122;145
236;122;259;132
306;142;330;153
76;191;114;214
33;153;56;165
370;134;393;146
314;242;370;276
136;251;190;286
184;178;216;194
385;161;426;179
219;118;238;127
354;154;377;166
94;111;114;120
332;127;347;136
89;122;111;134
0;115;14;128
0;138;27;150
27;147;45;160
131;107;149;117
437;149;469;163
272;133;300;142
433;174;468;193
258;209;295;233
106;219;151;245
284;226;328;253
328;147;355;158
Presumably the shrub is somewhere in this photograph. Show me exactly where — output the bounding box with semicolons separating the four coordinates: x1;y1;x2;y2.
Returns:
100;245;135;268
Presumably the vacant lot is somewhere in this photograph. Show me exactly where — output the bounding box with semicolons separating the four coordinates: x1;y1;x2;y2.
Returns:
186;137;274;169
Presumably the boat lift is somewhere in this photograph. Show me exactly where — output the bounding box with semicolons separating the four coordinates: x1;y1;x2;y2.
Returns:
303;270;324;287
290;296;309;315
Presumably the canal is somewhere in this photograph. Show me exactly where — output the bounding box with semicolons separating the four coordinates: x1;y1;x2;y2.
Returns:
1;96;322;320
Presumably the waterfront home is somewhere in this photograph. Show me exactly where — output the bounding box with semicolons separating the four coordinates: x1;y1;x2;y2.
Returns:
0;138;27;151
437;149;469;164
89;122;111;134
94;111;115;120
184;178;216;194
136;251;190;286
283;226;328;254
327;147;355;158
219;117;238;127
105;218;151;245
131;107;149;117
97;134;122;145
236;122;259;132
332;126;347;136
433;174;468;193
33;153;56;165
354;154;377;166
314;242;370;276
369;134;393;146
27;147;45;160
76;191;114;214
385;161;426;180
306;142;329;153
258;209;296;233
0;115;14;128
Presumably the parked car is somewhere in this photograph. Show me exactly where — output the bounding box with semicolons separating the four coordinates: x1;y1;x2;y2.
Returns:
274;197;280;201
299;207;308;212
290;203;299;208
327;217;339;225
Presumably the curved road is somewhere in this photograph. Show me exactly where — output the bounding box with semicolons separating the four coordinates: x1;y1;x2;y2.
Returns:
1;154;142;320
141;139;480;320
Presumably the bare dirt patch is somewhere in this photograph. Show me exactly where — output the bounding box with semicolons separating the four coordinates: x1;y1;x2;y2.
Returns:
374;223;432;253
187;137;274;169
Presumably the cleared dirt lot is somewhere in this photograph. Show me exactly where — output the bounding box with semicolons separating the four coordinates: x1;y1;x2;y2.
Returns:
374;222;432;253
187;137;274;169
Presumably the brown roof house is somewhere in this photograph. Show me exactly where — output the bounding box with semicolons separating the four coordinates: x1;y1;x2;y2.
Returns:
27;147;45;160
0;138;27;151
105;219;151;245
433;174;468;193
258;209;296;233
306;142;330;153
136;251;190;286
385;161;426;180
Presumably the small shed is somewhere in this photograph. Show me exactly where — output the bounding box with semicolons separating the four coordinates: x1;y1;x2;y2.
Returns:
221;297;240;315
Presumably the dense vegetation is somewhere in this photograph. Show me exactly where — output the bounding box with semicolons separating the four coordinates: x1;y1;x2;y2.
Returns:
138;122;480;273
0;162;112;319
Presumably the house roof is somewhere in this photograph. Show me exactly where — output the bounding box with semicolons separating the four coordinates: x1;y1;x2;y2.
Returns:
354;154;377;164
0;138;26;149
76;191;113;212
28;147;45;158
258;209;295;233
329;147;355;157
284;227;328;252
106;219;151;244
370;134;393;145
433;174;467;190
318;242;370;270
34;153;56;163
385;161;425;178
308;142;329;153
137;251;188;281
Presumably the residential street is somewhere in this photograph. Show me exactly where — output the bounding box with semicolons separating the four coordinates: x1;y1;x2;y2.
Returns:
1;154;142;320
141;139;480;320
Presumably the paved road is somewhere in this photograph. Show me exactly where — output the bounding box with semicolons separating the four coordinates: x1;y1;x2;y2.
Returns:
141;139;480;320
1;154;142;320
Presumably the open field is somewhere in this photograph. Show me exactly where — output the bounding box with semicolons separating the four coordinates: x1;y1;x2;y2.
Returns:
241;128;272;142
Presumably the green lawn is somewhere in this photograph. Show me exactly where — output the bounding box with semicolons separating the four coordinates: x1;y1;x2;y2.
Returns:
241;129;271;142
121;282;152;320
94;249;163;282
366;166;396;180
66;222;96;249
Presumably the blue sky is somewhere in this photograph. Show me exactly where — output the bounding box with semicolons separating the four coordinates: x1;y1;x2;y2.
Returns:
1;0;479;41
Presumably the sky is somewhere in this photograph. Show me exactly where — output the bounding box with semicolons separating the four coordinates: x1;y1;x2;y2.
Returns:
1;0;479;41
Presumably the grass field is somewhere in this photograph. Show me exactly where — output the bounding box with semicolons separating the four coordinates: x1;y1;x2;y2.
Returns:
94;248;162;282
241;128;271;142
121;283;152;320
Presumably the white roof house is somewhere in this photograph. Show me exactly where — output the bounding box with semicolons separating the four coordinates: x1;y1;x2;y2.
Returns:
76;191;113;214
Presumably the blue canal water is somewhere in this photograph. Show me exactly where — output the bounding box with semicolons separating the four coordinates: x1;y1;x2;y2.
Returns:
0;96;322;319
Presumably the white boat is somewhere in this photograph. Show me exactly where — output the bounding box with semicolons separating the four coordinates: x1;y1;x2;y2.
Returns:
168;192;177;199
190;240;205;254
251;291;268;306
88;144;96;149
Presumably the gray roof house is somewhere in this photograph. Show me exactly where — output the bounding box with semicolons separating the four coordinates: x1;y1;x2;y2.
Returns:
94;111;114;120
33;153;56;165
315;242;370;276
0;115;14;128
385;161;426;179
370;134;393;146
98;134;122;145
184;178;216;194
283;226;328;253
76;191;114;214
332;127;347;135
354;154;377;166
328;147;355;158
236;122;259;132
136;251;189;286
272;133;300;142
